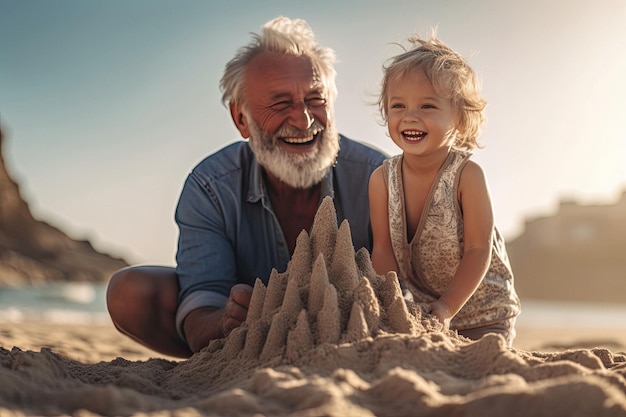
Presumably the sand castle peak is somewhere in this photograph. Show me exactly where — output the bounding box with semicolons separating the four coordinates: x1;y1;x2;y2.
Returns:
214;196;442;363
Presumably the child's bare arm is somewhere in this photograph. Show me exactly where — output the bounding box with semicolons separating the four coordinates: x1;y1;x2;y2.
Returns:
433;161;493;323
368;167;400;276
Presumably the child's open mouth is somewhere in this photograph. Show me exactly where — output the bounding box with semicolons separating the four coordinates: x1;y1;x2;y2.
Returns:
402;130;426;142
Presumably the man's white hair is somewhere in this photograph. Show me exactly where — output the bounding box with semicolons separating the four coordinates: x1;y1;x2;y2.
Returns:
220;16;338;109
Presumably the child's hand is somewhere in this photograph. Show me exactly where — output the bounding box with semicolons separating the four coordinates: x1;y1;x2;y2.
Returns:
430;300;453;330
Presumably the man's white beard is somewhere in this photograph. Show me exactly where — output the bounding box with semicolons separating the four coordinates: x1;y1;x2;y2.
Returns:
247;118;340;189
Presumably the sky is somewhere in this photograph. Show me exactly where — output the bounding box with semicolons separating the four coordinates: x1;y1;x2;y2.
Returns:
1;0;625;266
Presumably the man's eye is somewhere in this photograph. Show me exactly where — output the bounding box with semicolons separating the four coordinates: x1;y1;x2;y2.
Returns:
271;101;291;110
307;97;326;107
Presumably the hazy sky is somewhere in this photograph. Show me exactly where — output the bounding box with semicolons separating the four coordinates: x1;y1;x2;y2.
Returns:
1;0;625;265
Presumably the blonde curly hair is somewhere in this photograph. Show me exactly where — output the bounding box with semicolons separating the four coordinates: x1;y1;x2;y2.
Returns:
378;33;487;150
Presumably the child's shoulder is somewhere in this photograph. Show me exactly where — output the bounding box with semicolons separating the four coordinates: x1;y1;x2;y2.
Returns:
369;154;400;187
459;158;487;185
382;154;402;168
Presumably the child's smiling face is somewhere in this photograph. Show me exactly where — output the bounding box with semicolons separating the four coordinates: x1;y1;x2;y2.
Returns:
386;68;457;158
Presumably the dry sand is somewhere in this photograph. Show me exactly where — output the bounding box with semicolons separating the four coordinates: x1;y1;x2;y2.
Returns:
2;197;626;417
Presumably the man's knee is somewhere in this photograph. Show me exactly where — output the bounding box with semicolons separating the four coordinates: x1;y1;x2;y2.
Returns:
106;266;178;316
106;267;136;324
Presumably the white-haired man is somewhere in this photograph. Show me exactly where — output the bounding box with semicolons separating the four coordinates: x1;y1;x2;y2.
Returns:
106;17;387;357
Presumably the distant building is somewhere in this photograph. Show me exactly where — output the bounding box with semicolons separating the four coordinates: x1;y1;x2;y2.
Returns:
506;190;626;303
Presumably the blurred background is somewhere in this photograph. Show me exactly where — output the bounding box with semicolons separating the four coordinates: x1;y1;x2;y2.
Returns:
0;0;625;330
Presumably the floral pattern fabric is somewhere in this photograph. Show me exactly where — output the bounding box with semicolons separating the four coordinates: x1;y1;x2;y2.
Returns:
383;150;521;330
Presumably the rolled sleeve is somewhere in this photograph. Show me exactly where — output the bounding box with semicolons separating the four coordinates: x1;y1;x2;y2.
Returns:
175;290;228;340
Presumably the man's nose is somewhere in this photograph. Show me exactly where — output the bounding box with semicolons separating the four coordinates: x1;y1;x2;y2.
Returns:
290;102;314;130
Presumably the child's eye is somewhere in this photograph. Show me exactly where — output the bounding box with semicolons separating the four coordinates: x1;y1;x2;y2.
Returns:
422;104;437;109
390;103;405;109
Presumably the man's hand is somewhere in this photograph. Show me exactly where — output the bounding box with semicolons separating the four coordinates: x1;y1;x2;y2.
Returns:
222;283;253;336
183;284;253;353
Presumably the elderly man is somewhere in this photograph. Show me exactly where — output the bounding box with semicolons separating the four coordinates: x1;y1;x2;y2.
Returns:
106;16;387;357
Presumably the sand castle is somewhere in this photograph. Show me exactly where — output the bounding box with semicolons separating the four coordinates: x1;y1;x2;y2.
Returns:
166;196;452;396
215;195;444;361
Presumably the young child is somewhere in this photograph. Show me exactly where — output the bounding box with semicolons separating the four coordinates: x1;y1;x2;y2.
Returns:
368;33;521;346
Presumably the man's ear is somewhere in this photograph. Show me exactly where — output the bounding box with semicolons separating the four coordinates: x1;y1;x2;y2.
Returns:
230;101;250;139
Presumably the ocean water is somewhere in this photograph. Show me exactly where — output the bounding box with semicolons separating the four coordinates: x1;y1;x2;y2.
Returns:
0;282;110;324
1;282;626;329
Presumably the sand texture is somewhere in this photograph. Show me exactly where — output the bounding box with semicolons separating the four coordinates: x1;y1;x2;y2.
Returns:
2;197;626;417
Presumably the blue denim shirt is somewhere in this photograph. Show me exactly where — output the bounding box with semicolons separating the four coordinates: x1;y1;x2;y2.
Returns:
174;135;387;337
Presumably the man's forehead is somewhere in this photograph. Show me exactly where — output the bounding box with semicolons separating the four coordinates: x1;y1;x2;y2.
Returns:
247;52;325;88
264;79;326;99
241;53;328;100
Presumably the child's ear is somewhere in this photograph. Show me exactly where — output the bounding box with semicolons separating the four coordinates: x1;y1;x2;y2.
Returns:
230;101;250;139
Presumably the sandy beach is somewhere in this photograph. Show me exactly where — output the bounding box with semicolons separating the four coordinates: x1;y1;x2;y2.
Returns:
3;319;625;363
2;320;626;417
2;199;626;416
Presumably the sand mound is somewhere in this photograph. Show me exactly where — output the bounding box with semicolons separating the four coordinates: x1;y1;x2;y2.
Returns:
2;197;626;416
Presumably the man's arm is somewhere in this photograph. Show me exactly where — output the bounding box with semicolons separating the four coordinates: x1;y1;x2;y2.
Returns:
174;171;241;351
183;283;253;353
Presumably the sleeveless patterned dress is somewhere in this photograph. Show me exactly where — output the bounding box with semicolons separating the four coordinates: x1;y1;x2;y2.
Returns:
383;150;521;330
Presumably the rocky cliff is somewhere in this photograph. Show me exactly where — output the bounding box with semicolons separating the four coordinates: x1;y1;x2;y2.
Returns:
0;127;128;286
